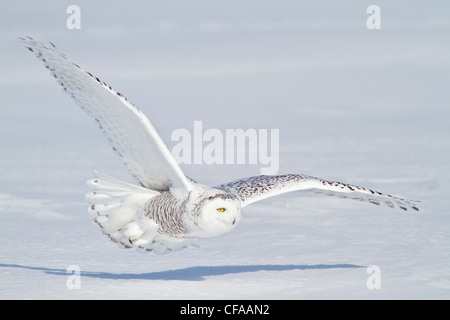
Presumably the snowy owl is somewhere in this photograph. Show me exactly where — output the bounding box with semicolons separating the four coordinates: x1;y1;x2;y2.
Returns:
21;37;419;254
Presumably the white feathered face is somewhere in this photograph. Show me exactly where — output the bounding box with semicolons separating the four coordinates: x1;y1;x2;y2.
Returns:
191;191;241;238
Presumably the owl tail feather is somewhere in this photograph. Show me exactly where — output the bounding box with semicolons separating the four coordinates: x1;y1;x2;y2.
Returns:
85;170;160;249
85;171;199;254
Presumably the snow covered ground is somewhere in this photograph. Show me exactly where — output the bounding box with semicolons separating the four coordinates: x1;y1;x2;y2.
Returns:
1;1;450;299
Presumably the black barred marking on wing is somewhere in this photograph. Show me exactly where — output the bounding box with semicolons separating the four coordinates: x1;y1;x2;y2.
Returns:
218;174;308;202
20;36;157;188
20;36;138;112
218;174;419;211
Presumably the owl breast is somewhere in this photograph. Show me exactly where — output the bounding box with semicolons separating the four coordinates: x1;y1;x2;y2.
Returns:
143;192;192;238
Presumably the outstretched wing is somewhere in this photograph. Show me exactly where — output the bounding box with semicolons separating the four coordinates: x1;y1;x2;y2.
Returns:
21;37;191;192
217;174;420;211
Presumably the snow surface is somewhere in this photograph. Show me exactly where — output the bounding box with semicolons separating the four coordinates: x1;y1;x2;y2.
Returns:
1;1;450;299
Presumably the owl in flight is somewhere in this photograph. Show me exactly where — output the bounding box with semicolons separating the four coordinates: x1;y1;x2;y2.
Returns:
21;37;419;254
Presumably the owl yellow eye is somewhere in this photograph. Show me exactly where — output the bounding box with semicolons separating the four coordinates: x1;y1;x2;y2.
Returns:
216;208;226;213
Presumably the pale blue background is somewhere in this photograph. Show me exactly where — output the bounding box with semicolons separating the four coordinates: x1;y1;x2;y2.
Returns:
1;1;449;299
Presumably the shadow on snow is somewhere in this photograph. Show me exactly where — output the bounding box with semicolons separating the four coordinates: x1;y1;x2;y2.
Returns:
0;263;363;281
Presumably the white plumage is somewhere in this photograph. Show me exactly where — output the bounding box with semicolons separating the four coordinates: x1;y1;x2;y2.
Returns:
21;37;419;254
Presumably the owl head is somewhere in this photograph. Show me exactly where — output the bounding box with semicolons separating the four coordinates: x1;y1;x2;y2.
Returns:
187;186;241;238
